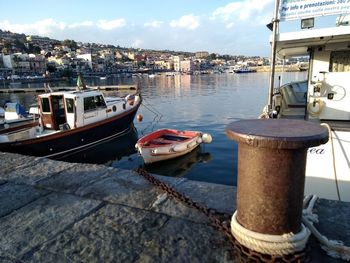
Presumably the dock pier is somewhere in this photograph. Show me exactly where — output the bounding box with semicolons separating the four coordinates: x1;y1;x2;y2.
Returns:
0;152;349;262
0;85;137;94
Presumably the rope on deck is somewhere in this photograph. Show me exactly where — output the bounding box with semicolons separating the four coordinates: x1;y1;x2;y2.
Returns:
303;194;350;261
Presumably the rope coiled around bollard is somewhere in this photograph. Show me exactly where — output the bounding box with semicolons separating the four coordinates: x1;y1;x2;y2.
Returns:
231;211;310;256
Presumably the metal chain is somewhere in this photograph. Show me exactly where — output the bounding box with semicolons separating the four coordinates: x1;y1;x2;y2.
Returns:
135;168;310;262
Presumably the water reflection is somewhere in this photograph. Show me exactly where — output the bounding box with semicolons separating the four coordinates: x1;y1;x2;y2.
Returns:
57;126;139;165
145;146;212;177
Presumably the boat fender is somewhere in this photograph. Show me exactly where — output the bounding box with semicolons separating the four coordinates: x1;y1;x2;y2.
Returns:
201;133;212;144
187;140;197;149
196;137;203;144
308;99;324;117
137;114;143;122
134;95;140;104
125;94;135;105
152;147;171;155
128;99;134;106
173;144;187;152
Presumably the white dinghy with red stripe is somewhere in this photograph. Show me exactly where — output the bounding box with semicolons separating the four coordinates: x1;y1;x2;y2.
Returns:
135;129;212;164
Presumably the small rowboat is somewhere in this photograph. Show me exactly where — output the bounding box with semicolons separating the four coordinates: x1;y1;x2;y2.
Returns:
135;129;212;164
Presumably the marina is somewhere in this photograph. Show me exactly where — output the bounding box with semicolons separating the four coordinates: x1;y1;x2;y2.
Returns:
1;0;350;261
0;72;307;187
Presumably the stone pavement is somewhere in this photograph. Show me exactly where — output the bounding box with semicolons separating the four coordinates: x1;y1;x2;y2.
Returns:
0;152;349;262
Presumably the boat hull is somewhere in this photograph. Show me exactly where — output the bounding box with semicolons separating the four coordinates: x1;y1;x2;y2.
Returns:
136;129;203;164
0;105;140;158
305;128;350;201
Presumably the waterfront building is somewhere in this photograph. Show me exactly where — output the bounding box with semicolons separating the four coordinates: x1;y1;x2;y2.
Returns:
77;54;93;70
180;59;194;73
173;55;183;72
127;52;135;60
154;60;174;70
195;51;209;59
47;56;70;71
29;54;46;73
2;53;32;74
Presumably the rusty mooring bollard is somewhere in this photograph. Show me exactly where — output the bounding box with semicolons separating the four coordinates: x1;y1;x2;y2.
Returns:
226;119;328;255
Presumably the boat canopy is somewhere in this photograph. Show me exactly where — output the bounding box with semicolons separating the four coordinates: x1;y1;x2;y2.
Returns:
274;26;350;58
5;103;28;117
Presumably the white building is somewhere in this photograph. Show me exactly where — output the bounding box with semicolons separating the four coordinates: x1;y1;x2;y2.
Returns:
180;60;194;73
77;54;93;70
173;56;184;72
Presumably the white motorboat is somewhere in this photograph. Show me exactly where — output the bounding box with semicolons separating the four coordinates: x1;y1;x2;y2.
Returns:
263;19;350;201
0;88;141;158
0;102;39;130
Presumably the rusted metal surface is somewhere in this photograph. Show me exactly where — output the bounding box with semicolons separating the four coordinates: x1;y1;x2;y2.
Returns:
236;144;306;234
226;119;329;235
226;119;329;149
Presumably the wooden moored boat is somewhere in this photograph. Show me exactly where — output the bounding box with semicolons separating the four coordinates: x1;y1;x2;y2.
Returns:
135;129;212;164
0;88;141;158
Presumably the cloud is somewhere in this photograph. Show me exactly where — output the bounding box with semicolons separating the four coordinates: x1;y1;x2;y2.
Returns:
68;20;94;29
211;2;242;22
0;19;66;35
226;22;235;29
97;19;126;30
144;20;163;28
170;14;200;30
131;39;142;48
211;0;273;26
0;18;127;36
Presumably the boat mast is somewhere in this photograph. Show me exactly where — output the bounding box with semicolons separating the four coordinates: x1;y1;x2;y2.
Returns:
267;0;280;111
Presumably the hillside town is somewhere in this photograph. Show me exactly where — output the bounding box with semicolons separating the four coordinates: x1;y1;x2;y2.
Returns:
0;29;307;82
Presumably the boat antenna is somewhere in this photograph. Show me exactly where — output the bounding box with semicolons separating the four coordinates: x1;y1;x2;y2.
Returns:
267;0;280;112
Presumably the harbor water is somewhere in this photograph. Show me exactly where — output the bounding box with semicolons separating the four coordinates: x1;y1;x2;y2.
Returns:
0;72;307;186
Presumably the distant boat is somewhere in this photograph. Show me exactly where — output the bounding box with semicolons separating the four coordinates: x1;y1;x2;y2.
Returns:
0;88;141;158
298;63;309;71
100;76;107;80
234;67;256;74
135;129;212;164
0;102;39;130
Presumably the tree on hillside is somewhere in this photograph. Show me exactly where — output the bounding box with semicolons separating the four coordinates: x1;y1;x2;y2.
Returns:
209;53;217;60
62;39;78;50
13;39;27;52
27;43;41;54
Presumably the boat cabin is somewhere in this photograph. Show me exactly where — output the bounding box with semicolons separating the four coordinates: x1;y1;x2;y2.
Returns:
269;25;350;201
273;26;350;121
38;90;119;130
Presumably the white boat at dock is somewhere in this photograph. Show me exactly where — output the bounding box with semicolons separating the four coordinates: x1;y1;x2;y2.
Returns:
0;87;141;158
263;17;350;201
0;102;39;130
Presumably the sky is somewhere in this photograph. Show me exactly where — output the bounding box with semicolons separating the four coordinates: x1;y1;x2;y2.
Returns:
0;0;337;56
